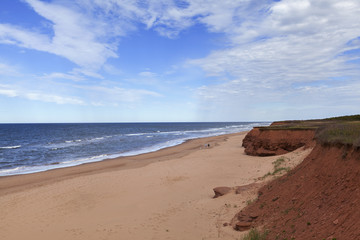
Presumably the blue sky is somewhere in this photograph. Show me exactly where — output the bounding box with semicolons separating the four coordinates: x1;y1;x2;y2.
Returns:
0;0;360;123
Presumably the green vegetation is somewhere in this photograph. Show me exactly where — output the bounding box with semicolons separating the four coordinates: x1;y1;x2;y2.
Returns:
273;157;285;167
258;114;360;146
316;122;360;146
325;114;360;121
262;157;291;179
258;125;318;131
272;157;291;175
246;198;258;206
242;228;268;240
225;203;238;208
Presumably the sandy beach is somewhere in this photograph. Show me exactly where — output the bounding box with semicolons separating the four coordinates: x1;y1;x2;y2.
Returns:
0;132;311;240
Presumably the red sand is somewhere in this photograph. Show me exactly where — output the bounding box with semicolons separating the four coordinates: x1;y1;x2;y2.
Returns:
236;129;360;239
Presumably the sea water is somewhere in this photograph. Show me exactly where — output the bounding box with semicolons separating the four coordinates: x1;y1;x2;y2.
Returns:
0;122;268;176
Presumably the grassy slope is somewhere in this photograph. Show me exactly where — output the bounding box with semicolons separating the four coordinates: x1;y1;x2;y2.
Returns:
258;114;360;147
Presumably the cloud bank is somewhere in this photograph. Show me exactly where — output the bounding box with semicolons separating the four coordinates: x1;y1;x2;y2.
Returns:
0;0;359;120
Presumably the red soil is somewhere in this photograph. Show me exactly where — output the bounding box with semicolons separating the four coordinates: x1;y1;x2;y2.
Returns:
234;137;360;239
242;128;315;156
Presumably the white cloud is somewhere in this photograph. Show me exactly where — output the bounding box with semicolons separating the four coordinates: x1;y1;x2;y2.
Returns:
40;72;84;81
188;0;360;118
1;0;360;120
103;64;123;76
138;0;257;37
0;84;85;105
0;0;263;74
0;0;120;76
7;66;165;105
190;33;357;86
0;23;50;48
138;71;157;78
76;85;162;106
194;77;360;121
24;92;85;105
0;88;18;97
0;62;21;76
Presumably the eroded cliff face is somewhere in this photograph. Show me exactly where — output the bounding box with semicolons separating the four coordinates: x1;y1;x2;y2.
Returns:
242;128;316;156
235;130;360;239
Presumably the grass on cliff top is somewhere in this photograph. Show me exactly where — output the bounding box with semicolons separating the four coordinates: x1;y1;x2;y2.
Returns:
316;122;360;147
258;114;360;147
325;114;360;121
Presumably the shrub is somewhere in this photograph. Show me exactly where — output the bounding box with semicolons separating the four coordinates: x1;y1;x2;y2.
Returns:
242;228;268;240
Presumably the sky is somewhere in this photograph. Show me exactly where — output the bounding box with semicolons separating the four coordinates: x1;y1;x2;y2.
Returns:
0;0;360;123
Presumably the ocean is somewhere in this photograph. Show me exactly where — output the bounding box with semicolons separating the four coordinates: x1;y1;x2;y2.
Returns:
0;122;268;176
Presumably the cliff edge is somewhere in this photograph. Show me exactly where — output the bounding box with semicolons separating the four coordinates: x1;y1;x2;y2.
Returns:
234;115;360;239
242;127;315;156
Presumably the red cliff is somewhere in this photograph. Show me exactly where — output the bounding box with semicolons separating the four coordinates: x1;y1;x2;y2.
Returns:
242;127;315;156
233;123;360;239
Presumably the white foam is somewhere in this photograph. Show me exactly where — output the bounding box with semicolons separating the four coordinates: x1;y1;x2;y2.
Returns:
47;136;109;149
126;133;147;136
0;138;188;176
60;154;110;166
0;154;112;176
119;138;186;157
0;145;21;149
0;122;270;176
0;167;20;174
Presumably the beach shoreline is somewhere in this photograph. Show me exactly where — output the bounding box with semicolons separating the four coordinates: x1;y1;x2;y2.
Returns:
0;131;311;240
0;122;266;177
0;132;243;196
